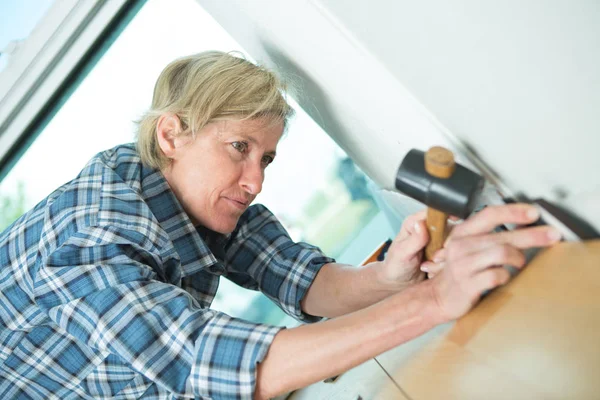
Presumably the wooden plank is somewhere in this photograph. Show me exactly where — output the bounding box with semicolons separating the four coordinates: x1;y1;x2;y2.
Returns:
376;240;600;400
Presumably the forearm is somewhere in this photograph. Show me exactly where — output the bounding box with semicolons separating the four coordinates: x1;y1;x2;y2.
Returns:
301;261;402;318
256;280;441;399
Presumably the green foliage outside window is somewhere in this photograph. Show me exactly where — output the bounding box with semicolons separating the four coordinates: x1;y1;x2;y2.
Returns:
0;181;27;232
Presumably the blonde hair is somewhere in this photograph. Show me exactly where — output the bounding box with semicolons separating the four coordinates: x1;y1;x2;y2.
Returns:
136;51;295;169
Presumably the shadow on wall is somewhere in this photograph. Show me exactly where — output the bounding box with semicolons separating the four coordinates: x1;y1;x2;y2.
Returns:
261;40;363;165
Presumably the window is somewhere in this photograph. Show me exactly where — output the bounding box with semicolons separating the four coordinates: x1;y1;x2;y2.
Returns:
0;0;55;73
0;0;393;327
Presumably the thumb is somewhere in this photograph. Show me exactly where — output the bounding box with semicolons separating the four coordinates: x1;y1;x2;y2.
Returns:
394;220;429;260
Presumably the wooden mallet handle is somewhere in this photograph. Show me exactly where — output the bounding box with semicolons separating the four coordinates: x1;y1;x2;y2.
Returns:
424;146;456;261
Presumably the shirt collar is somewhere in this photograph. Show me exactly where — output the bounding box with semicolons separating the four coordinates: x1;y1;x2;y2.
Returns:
139;163;219;277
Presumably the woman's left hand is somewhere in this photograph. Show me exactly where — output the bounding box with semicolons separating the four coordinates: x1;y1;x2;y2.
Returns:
375;210;430;289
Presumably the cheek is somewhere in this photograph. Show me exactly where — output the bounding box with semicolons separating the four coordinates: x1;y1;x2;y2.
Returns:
183;169;214;204
170;160;208;205
210;157;242;188
181;161;234;206
175;148;241;205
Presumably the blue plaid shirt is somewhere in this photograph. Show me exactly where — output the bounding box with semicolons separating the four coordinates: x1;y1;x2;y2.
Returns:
0;144;334;399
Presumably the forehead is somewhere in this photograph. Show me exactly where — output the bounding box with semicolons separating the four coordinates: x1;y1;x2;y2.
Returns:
218;117;284;142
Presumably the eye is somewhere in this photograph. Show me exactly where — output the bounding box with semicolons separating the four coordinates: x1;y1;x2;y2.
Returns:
231;141;248;153
261;155;275;167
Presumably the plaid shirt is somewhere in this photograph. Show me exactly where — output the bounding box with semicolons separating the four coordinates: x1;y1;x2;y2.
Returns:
0;144;334;399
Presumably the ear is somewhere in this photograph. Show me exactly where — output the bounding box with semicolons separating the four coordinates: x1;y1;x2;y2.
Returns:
156;113;183;159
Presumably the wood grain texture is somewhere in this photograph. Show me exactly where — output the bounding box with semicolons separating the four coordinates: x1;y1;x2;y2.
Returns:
376;240;600;400
424;146;455;261
425;207;448;261
424;146;455;178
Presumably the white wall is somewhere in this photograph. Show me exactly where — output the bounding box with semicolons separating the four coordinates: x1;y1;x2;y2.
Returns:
198;0;600;233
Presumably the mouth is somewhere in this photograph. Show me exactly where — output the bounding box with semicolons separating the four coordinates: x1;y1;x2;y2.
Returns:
224;197;249;210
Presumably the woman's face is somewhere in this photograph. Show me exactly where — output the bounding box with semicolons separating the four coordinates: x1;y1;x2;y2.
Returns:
160;116;283;234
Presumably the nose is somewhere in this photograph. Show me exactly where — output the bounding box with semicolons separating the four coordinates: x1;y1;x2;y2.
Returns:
239;162;264;195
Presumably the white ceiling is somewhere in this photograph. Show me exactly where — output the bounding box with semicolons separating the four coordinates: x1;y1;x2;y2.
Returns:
178;1;600;232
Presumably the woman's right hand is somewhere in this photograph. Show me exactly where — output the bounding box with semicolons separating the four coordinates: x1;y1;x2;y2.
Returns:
423;204;562;322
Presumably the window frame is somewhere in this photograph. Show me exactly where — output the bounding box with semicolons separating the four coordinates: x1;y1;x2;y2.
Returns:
0;0;146;182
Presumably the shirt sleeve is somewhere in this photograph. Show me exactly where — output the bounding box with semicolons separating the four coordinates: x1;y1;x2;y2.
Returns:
34;225;282;400
224;204;336;323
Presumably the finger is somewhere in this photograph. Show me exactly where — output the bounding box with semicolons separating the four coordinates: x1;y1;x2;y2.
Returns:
445;226;561;260
400;209;427;234
449;204;540;239
457;244;527;276
431;248;447;263
394;210;427;242
471;267;511;294
393;220;429;261
420;260;445;275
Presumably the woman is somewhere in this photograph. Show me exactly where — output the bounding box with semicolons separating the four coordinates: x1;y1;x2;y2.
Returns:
0;51;560;399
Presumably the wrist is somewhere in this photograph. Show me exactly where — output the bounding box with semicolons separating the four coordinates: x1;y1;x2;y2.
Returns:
372;260;422;293
371;261;408;293
394;280;446;329
368;280;445;347
417;279;449;326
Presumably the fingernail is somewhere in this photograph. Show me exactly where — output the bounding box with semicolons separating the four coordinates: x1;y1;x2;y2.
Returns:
527;207;540;220
547;229;562;242
414;222;421;234
420;265;429;272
